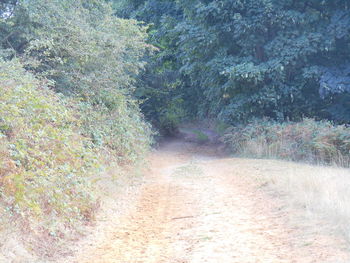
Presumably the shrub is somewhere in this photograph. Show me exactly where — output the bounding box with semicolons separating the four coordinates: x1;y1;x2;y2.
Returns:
222;118;350;167
158;98;186;135
21;0;153;162
78;100;153;164
192;130;209;144
0;59;99;236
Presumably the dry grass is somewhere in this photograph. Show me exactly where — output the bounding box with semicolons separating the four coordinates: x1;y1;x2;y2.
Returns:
256;160;350;241
222;118;350;167
222;118;350;234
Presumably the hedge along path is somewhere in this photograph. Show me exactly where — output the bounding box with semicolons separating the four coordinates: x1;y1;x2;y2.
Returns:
73;140;349;263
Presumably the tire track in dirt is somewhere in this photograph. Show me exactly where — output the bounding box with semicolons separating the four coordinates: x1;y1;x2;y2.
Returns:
76;183;176;263
74;141;197;263
72;140;350;263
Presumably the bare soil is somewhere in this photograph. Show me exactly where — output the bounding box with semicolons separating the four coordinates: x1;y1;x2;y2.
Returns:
68;140;349;263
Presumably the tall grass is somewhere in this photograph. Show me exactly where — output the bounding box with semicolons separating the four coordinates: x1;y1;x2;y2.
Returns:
223;118;350;241
256;161;350;241
222;118;350;167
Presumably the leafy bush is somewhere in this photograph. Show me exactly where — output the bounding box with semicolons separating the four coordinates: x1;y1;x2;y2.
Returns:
0;59;98;236
157;97;185;135
0;1;154;259
192;130;209;144
78;100;153;163
222;118;350;167
0;0;155;235
1;0;153;162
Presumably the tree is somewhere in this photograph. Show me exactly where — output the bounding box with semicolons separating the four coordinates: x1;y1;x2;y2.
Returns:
176;0;350;122
113;0;350;125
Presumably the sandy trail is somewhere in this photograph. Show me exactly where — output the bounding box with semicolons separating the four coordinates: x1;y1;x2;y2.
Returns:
72;140;349;263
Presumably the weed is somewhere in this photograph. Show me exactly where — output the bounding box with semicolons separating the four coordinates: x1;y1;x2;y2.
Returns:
193;130;209;144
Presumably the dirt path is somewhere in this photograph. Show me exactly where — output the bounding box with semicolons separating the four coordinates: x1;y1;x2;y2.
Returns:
72;140;349;263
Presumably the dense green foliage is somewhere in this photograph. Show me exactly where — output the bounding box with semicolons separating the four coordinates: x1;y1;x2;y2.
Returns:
222;118;350;166
114;0;350;127
0;59;97;232
111;0;185;133
1;0;152;162
0;0;153;247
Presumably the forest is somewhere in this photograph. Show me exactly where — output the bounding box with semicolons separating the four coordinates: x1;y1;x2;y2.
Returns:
0;0;350;260
113;0;350;125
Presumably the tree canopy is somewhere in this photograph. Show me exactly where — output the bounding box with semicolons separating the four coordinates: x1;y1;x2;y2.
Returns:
113;0;350;127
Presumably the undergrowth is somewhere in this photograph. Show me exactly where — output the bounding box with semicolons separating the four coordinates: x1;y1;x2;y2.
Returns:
0;60;99;239
222;118;350;167
0;1;154;258
192;130;209;144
